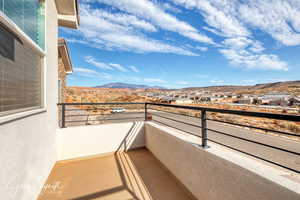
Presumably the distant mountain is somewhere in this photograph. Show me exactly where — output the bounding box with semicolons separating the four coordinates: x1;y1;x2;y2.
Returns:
95;82;165;89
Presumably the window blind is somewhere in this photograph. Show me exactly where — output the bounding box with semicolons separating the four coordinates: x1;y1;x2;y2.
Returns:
0;23;42;115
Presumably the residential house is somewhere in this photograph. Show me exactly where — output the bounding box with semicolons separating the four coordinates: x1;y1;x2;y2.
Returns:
289;97;300;106
234;98;252;104
159;96;175;104
58;38;73;103
175;98;193;104
258;93;290;106
200;96;212;102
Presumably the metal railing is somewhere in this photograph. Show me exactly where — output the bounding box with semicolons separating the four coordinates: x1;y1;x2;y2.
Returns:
58;102;145;128
58;102;300;173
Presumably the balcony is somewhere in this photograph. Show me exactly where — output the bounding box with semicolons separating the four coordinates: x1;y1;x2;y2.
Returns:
38;148;194;200
38;103;300;200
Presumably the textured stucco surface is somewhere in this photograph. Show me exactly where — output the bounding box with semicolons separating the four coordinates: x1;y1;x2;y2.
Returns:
57;122;145;161
0;1;58;199
145;122;300;200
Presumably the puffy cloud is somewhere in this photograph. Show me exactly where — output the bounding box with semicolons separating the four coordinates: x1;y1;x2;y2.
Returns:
172;0;292;71
73;67;112;79
91;10;157;32
67;4;198;56
109;63;128;72
85;56;113;70
219;49;288;71
97;0;214;44
239;0;300;46
172;0;249;37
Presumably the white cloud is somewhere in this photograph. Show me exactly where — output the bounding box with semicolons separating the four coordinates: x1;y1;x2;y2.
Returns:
85;56;138;72
73;67;111;79
172;0;250;37
220;37;288;71
68;4;198;56
74;0;295;71
239;0;300;46
144;78;166;83
219;48;288;71
172;0;291;71
248;41;265;53
91;10;157;32
95;32;198;56
160;2;182;13
97;0;214;44
85;56;113;70
195;46;208;51
129;66;139;73
173;0;300;46
109;63;128;72
177;81;189;85
222;37;252;50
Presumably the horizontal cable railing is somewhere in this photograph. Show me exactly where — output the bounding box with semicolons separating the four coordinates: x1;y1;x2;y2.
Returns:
58;102;300;173
145;103;300;174
58;102;145;128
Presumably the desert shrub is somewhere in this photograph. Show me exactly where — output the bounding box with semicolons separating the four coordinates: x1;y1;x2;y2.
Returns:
278;121;300;134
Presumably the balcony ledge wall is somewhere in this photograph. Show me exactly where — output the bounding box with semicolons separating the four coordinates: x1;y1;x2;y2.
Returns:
56;122;145;161
145;122;300;200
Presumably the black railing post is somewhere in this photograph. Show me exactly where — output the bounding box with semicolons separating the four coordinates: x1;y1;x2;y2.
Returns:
201;110;208;148
61;104;66;128
144;103;147;121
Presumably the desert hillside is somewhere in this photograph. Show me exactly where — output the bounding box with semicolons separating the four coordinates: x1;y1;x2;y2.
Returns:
183;81;300;96
65;86;157;103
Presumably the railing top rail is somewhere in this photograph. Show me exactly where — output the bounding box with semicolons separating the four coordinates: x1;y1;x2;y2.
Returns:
57;102;300;122
147;103;300;122
57;102;146;106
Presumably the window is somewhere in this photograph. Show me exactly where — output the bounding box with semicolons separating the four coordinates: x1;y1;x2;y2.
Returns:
0;0;45;49
0;18;43;116
0;23;15;61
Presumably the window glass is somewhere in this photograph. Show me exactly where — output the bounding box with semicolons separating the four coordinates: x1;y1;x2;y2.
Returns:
0;23;42;115
0;24;15;61
0;1;3;12
2;0;45;49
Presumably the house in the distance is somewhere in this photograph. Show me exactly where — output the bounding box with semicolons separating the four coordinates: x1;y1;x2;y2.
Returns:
258;93;290;106
175;98;194;104
58;38;73;103
289;97;300;106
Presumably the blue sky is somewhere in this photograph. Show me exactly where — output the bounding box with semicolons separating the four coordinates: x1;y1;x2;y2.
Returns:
60;0;300;89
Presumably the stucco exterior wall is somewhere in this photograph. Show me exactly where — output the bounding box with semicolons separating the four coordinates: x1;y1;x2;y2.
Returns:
57;122;145;161
145;122;300;200
0;1;58;199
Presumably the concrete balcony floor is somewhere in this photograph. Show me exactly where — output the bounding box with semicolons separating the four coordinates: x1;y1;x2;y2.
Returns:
38;148;194;200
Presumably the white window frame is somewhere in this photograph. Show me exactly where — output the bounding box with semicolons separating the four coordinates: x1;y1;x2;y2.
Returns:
0;10;47;124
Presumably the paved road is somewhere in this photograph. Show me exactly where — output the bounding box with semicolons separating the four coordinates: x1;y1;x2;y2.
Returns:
64;106;89;127
93;110;300;173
